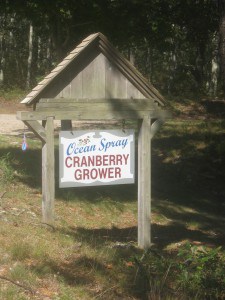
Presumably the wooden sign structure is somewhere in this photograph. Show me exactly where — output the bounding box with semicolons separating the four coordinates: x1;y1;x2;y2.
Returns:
17;33;169;249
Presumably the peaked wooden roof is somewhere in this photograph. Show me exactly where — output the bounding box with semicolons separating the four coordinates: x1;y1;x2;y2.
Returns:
21;32;166;106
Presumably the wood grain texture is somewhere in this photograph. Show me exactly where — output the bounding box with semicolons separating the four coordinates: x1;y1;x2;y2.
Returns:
17;109;154;120
105;60;127;98
138;117;151;249
23;120;46;143
82;53;106;98
42;117;55;224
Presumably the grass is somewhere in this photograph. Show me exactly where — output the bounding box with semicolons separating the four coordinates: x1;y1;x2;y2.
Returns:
0;87;27;102
0;114;225;299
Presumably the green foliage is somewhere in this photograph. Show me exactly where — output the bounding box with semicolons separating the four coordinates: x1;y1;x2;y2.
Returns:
0;285;27;300
9;264;37;291
0;153;14;183
0;88;27;101
10;241;33;261
176;243;225;299
132;250;174;299
126;244;225;299
0;114;224;299
0;0;221;97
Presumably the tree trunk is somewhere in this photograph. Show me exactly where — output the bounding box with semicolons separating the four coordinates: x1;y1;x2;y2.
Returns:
210;50;219;96
26;23;33;89
0;32;4;85
219;1;225;94
167;43;177;95
128;47;135;65
147;46;153;83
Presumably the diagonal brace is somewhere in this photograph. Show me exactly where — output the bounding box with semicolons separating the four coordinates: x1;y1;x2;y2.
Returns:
23;120;46;143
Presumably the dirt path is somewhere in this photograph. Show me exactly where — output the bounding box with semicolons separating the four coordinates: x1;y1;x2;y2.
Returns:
0;114;63;136
0;113;121;137
0;99;30;135
0;114;26;136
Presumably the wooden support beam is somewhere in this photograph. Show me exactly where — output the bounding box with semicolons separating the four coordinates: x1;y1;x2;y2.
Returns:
23;120;46;143
150;119;164;138
138;116;151;249
38;98;154;105
17;99;170;122
42;117;55;224
17;110;147;121
17;109;155;121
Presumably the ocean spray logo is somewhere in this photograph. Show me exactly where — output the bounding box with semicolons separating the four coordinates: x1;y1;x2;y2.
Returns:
66;136;128;155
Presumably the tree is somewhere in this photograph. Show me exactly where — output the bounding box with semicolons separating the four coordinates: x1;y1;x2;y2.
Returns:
0;0;222;98
218;0;225;94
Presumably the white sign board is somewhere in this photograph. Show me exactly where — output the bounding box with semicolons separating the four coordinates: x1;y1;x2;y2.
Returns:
59;130;135;187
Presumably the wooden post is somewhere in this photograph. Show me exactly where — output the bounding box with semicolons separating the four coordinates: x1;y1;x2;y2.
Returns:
42;117;55;224
138;116;151;249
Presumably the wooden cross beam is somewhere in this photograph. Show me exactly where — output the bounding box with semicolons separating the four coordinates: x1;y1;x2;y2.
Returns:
17;98;169;121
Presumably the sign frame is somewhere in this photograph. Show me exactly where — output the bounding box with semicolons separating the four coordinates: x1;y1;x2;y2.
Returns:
59;129;135;188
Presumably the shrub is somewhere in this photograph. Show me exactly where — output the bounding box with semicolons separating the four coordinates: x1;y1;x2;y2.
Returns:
176;242;225;299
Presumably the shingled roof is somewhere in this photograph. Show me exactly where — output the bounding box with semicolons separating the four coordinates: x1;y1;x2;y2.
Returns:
21;32;165;107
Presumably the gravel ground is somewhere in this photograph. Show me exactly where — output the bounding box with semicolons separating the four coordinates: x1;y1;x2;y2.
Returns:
0;114;26;136
0;114;118;136
0;114;63;136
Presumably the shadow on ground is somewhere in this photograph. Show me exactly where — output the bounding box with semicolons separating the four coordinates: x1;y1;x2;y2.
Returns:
1;119;225;249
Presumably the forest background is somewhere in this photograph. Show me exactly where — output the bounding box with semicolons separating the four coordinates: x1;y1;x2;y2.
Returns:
1;1;225;299
1;0;225;100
